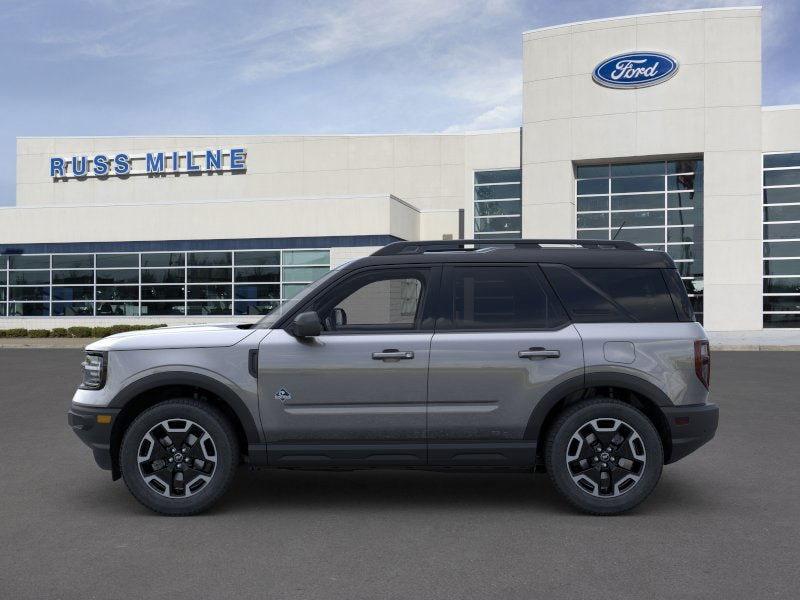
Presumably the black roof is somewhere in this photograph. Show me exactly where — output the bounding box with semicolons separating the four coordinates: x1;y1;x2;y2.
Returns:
344;239;676;270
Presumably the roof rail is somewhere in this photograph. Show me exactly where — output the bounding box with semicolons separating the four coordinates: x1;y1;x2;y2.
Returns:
372;238;642;256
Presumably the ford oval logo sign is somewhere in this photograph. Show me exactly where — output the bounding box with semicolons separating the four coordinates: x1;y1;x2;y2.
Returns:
593;52;678;89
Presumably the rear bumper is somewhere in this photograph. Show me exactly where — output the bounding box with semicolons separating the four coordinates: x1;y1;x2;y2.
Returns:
663;402;719;464
68;404;120;471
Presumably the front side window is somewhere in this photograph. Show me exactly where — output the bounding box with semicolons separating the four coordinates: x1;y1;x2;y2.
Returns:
441;266;567;330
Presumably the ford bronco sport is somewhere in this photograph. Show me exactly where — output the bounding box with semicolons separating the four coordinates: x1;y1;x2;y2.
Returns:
68;239;718;515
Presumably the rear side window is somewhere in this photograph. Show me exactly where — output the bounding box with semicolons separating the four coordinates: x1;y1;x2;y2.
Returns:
541;265;627;323
441;266;568;330
662;268;696;321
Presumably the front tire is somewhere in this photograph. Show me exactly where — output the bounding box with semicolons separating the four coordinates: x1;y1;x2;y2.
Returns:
545;399;663;515
120;399;239;516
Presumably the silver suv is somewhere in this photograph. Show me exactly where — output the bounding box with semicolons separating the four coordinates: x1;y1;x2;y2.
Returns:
68;239;718;515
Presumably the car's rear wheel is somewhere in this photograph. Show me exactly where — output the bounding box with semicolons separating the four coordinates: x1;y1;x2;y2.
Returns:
120;399;239;516
545;398;663;515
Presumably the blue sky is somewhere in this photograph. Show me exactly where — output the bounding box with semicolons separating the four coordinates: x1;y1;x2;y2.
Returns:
1;0;798;206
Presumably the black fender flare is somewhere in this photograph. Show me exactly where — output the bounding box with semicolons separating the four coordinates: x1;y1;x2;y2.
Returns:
109;371;261;444
523;372;672;441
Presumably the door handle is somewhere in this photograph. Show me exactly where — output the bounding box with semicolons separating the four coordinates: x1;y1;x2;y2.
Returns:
518;347;560;360
372;349;414;360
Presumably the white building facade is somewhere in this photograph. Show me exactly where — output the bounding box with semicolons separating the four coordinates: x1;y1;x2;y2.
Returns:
2;6;799;332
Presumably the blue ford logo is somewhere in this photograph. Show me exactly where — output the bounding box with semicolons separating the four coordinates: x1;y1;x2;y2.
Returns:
593;52;678;89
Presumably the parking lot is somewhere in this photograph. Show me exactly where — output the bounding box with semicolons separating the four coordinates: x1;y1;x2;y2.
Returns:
0;349;798;599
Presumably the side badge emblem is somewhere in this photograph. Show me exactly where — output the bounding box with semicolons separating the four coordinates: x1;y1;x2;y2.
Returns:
274;388;292;402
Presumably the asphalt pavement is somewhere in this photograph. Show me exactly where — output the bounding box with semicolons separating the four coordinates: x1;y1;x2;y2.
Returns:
0;349;797;599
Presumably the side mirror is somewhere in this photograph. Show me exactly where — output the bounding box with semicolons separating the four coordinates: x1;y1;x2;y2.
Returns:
291;311;322;338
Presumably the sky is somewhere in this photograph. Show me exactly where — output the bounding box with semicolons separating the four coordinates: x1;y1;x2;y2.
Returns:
1;0;798;206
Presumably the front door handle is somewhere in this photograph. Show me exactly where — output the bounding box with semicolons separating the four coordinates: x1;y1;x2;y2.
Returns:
372;349;414;361
518;347;560;360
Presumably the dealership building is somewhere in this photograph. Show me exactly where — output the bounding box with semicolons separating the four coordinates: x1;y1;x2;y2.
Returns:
2;5;799;333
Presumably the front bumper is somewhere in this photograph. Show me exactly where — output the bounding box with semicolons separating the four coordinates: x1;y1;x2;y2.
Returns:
663;402;719;464
68;404;121;471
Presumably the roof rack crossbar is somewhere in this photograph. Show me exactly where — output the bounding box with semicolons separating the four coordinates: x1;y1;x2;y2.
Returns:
372;238;642;256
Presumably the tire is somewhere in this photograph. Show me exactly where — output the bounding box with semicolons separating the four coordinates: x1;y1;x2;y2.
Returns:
120;398;239;516
545;398;663;515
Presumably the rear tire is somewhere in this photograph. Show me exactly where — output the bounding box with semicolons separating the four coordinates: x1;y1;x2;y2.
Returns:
120;399;239;516
545;398;663;515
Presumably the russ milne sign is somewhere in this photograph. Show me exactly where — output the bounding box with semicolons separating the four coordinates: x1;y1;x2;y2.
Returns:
592;52;678;89
50;148;246;179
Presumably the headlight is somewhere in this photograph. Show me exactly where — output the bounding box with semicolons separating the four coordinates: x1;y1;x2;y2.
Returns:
80;352;107;390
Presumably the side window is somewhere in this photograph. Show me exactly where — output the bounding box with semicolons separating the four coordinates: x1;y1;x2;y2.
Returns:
313;269;429;332
540;264;628;323
442;266;567;330
576;268;678;322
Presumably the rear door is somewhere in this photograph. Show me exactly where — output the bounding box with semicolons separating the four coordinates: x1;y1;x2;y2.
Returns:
427;264;584;466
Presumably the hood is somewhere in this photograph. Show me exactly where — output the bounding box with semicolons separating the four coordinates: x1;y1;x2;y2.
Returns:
85;323;260;352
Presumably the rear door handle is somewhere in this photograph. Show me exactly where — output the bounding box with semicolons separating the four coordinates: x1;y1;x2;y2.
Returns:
372;349;414;360
518;347;560;360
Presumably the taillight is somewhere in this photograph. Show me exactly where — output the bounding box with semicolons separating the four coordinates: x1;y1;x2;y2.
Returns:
694;340;711;389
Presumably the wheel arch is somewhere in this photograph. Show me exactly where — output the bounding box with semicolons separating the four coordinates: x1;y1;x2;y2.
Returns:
108;372;260;480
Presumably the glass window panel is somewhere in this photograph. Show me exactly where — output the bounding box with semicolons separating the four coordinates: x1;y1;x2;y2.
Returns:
541;265;627;323
8;302;49;316
96;254;138;268
52;254;93;269
616;228;666;244
763;278;800;294
764;314;800;328
577;213;608;229
282;283;308;299
283;266;330;283
577;197;608;212
611;210;664;228
764;223;800;240
763;296;800;312
0;271;5;285
0;288;5;301
187;301;232;315
141;285;185;300
667;191;701;208
667;227;694;244
96;269;138;284
668;209;696;226
9;270;49;285
96;302;138;316
53;286;94;301
611;194;664;210
577;179;608;195
610;162;664;176
282;250;329;266
235;300;279;316
10;287;49;301
576;165;608;178
764;241;800;258
764;205;800;223
9;255;49;269
764;153;800;168
0;255;5;269
474;170;520;184
765;260;800;276
141;253;185;268
474;232;523;239
474;200;521;217
474;216;521;233
611;176;663;194
187;267;231;283
96;286;138;301
52;270;93;284
52;302;94;317
141;268;185;284
577;229;609;240
667;244;694;260
474;184;521;200
0;304;5;316
187;285;232;300
187;251;231;266
763;187;800;204
141;302;185;315
764;170;800;187
577;268;677;321
234;284;280;300
234;266;280;282
234;251;279;266
667;174;697;191
667;160;701;174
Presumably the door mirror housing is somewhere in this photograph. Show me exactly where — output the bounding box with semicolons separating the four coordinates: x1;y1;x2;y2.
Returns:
291;311;322;338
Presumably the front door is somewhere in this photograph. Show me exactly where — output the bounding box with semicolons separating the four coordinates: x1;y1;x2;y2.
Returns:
427;264;584;466
258;265;439;466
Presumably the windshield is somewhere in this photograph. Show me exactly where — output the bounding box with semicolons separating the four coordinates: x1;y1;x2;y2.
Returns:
255;265;344;329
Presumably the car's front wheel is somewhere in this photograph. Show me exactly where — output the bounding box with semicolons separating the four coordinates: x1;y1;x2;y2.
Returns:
545;399;663;515
120;399;239;516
